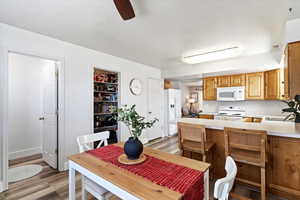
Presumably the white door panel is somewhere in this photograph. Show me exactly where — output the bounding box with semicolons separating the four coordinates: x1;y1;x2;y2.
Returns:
169;98;176;122
168;89;181;122
169;124;177;136
165;89;181;136
175;90;182;119
147;78;163;141
42;63;58;169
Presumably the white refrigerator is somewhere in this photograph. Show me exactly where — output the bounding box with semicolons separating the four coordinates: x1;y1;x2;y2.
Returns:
164;89;182;136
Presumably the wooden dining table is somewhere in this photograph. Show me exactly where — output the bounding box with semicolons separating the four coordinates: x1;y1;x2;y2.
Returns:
68;143;210;200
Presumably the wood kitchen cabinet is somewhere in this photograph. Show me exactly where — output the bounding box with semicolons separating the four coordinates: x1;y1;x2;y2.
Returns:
164;80;172;89
269;136;300;198
200;42;300;101
264;69;281;100
230;74;245;87
198;114;214;119
203;77;217;100
217;75;231;87
202;69;288;101
287;42;300;99
217;74;245;87
246;72;265;100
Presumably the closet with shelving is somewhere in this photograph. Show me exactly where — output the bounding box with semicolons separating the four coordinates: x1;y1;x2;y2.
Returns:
94;68;119;144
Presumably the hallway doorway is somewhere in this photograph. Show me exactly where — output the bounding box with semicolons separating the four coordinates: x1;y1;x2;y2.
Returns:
6;52;61;186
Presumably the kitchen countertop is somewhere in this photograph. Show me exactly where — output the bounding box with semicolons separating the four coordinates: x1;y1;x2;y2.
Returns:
178;118;300;138
199;112;287;119
199;112;218;115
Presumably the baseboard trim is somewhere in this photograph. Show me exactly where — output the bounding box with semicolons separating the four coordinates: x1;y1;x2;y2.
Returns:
0;181;3;192
141;138;149;144
64;161;68;171
8;147;42;160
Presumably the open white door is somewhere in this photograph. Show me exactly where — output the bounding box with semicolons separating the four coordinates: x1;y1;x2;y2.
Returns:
147;78;164;141
42;62;58;169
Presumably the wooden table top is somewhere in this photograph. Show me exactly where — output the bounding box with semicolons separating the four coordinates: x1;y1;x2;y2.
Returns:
69;143;210;200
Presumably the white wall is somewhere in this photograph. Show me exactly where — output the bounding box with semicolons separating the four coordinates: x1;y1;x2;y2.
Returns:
202;100;286;116
168;80;203;114
8;53;55;160
180;84;189;107
286;18;300;43
163;52;279;79
0;45;5;192
188;86;203;113
0;23;162;179
180;84;203;113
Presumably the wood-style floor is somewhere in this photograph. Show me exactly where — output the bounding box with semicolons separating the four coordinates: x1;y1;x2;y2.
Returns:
2;136;286;200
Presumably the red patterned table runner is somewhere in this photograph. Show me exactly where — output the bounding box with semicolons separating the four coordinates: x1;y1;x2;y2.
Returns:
87;145;204;200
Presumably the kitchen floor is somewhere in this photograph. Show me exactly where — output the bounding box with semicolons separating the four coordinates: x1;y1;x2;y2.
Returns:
2;137;286;200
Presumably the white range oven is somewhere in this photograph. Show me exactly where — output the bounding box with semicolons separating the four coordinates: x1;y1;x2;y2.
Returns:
214;106;246;121
217;86;245;101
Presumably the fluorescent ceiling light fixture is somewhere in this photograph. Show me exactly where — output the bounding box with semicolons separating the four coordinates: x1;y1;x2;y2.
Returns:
182;46;241;64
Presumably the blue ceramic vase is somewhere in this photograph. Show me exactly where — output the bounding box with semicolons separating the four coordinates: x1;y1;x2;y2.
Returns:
124;137;143;160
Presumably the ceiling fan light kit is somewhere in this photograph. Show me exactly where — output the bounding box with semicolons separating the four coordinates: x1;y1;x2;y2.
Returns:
182;46;241;64
113;0;135;20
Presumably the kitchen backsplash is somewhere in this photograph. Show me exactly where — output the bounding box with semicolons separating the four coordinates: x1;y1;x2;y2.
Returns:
203;100;287;116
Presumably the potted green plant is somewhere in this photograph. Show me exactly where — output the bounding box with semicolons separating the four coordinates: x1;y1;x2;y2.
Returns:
282;95;300;123
111;105;158;160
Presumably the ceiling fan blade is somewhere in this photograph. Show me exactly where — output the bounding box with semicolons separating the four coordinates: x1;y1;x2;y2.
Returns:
113;0;135;20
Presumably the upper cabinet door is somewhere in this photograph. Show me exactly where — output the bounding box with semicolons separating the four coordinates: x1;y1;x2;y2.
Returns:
230;74;246;87
288;42;300;99
217;76;231;87
264;69;281;100
283;47;290;100
203;77;217;100
246;72;264;100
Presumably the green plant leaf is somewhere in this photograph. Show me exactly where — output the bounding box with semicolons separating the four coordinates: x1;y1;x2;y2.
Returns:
295;95;300;103
288;101;296;108
282;107;297;113
112;104;158;139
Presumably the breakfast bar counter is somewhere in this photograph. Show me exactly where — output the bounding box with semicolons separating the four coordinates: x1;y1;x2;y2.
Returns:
178;117;300;138
177;118;300;199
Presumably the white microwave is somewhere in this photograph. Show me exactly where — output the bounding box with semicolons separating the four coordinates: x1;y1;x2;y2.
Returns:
217;87;245;101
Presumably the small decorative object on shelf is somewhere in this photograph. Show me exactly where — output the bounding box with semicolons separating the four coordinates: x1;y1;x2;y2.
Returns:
111;105;158;160
282;95;300;123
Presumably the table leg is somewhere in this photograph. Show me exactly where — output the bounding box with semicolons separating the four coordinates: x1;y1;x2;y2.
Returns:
69;161;76;200
204;170;209;200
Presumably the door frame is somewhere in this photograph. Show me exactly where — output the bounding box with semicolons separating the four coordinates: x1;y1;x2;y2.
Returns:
0;47;66;191
147;78;164;141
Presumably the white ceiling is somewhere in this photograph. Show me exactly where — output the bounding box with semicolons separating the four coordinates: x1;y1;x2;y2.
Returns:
0;0;290;69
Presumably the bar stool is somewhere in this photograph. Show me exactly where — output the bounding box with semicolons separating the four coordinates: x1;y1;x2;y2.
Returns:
178;122;215;177
224;127;268;200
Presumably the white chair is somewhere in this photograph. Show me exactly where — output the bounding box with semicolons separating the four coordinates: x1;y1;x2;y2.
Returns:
214;156;237;200
76;131;111;200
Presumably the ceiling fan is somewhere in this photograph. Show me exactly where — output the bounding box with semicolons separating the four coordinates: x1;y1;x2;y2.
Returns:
113;0;135;20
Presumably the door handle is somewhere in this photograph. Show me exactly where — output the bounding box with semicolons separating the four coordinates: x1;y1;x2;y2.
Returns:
148;112;152;114
39;117;45;120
